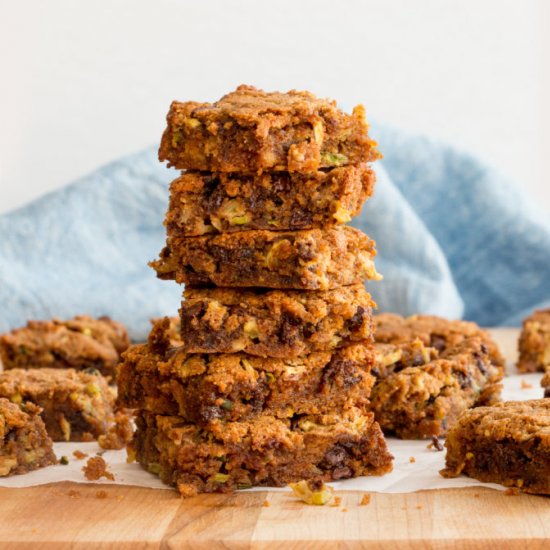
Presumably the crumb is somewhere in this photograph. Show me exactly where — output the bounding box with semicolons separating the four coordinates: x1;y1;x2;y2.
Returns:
359;494;371;506
415;504;423;509
262;500;270;508
341;507;348;512
520;379;533;390
331;496;342;507
81;432;95;442
60;455;69;465
504;487;520;496
429;435;444;451
409;456;416;463
288;479;334;505
73;450;88;460
82;456;115;481
96;490;108;499
98;410;134;450
67;489;80;499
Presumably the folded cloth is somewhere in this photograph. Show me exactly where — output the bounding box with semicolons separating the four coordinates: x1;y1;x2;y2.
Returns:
1;124;549;340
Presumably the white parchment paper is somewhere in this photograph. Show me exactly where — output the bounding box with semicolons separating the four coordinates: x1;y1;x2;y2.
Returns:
0;329;544;493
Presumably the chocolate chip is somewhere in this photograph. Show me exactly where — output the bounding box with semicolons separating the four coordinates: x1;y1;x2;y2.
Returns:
430;335;447;352
431;436;444;451
348;306;367;331
474;355;489;375
307;478;324;491
321;358;362;390
147;317;173;356
270;174;291;194
289;210;312;228
279;314;302;345
323;445;347;466
332;467;352;480
455;370;472;389
296;240;315;261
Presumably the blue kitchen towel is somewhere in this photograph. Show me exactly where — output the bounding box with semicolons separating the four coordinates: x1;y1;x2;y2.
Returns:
1;123;549;340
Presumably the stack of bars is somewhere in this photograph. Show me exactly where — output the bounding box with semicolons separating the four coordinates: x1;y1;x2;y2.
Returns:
118;85;394;497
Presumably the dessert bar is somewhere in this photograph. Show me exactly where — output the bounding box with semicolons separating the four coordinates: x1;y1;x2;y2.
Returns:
441;399;550;495
165;165;375;236
151;227;379;290
159;85;380;173
0;398;56;476
131;407;392;497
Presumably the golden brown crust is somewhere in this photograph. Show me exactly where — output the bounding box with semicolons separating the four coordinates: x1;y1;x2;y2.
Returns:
370;314;504;438
0;398;56;476
158;85;380;173
374;313;504;368
517;308;550;373
131;407;392;497
440;399;550;495
150;227;379;290
0;368;116;442
180;284;375;357
0;315;130;377
165;165;375;236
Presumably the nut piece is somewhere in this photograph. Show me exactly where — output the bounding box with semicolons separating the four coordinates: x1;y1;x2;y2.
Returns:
288;479;334;505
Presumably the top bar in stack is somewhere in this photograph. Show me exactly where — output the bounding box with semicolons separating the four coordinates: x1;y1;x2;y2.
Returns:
158;85;381;173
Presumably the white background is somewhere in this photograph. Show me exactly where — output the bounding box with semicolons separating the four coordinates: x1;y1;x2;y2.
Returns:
1;0;549;214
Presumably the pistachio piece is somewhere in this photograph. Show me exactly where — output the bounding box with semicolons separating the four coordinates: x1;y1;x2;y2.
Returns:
85;382;101;396
217;199;250;226
10;393;22;405
321;152;348;166
148;462;162;475
289;480;334;505
184;118;201;129
221;399;234;411
332;204;352;223
243;319;260;340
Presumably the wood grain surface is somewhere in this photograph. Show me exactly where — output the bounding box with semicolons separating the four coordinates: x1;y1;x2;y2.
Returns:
0;482;548;548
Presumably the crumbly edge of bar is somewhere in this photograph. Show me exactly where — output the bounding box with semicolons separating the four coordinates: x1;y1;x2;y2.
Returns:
516;311;550;373
0;368;116;442
0;315;129;376
0;399;57;476
369;338;504;438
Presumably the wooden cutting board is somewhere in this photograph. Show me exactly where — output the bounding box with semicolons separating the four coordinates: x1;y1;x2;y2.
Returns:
0;482;548;548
